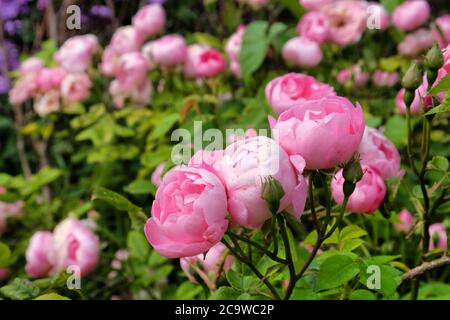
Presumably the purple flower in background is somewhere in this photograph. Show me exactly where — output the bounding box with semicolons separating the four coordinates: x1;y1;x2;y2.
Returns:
148;0;166;4
4;20;22;35
0;0;31;20
37;0;48;11
90;5;112;19
0;74;10;94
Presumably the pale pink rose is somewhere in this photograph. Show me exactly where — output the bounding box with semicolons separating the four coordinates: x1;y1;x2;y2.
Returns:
180;242;233;283
54;34;99;73
297;12;331;44
25;231;55;278
230;60;242;78
132;4;166;38
372;70;399;87
398;29;434;57
300;0;334;11
60;73;92;103
219;136;307;229
0;268;10;280
331;165;386;214
99;46;120;76
265;73;336;115
428;223;447;251
110;26;143;55
282;37;322;68
9;75;38;105
142;35;187;68
432;15;450;48
189;150;224;178
151;163;166;187
358;127;402;179
115;249;129;261
19;57;44;75
392;0;430;32
225;25;246;61
395;209;414;233
227;128;257;144
395;75;429;115
114;52;150;92
145;166;229;258
321;0;367;46
336;65;369;88
34;90;60;117
184;45;226;79
37;68;66;92
53;218;100;276
367;2;390;31
270;96;365;169
128;78;152;107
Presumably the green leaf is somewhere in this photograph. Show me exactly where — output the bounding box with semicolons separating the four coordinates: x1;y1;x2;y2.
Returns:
21;167;63;196
91;187;147;230
427;156;449;172
0;278;40;300
0;242;11;267
428;73;450;95
340;225;367;241
148;113;179;141
175;282;202;300
209;286;240;300
279;0;304;17
127;231;151;263
349;289;376;300
425;103;450;115
240;21;269;83
124;179;156;195
316;255;361;291
383;115;407;147
268;22;288;42
34;293;71;300
341;239;365;252
192;32;222;49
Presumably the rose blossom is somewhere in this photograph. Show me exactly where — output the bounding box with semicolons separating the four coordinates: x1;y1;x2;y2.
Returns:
395;75;428;115
19;57;44;75
428;223;448;251
321;0;367;46
145;166;229;258
372;70;399;87
300;0;333;11
142;35;187;68
25;231;55;278
110;26;143;54
180;242;233;283
297;12;330;44
398;29;434;57
432;15;450;48
36;68;66;92
225;25;245;61
184;45;226;79
132;4;166;38
270;96;365;169
219;136;308;229
34;90;60;117
392;0;430;32
99;46;120;76
151;163;166;187
367;2;390;31
358;126;402;179
9;75;38;105
52;218;100;276
265;73;336;115
331;165;386;214
60;73;92;103
54;34;99;73
395;209;414;233
336;65;369;88
189;150;224;179
109;78;152;108
114;52;150;92
282;37;322;68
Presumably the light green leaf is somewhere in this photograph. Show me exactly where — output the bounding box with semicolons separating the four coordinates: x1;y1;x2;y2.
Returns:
0;278;40;300
124;179;156;195
240;21;269;82
428;73;450;95
316;255;361;291
349;289;376;300
34;293;71;300
0;242;11;267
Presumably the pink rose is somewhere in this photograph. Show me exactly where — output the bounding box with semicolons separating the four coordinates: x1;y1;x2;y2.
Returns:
271;96;365;169
336;65;369;88
151;163;166;187
225;25;246;61
53;218;100;276
0;268;10;280
9;75;38;105
321;0;367;46
297;12;330;44
109;78;152;109
25;231;55;278
282;37;322;68
145;166;229;258
142;35;187;68
367;2;390;31
110;26;143;55
219;136;307;229
189;150;224;179
358;126;402;179
398;29;434;57
265;73;336;115
392;0;430;32
61;73;92;103
395;75;429;115
395;209;414;233
37;68;66;92
99;46;120;76
20;57;44;75
432;15;450;48
428;223;448;251
300;0;333;11
331;165;386;214
34;90;60;117
180;242;233;283
54;34;99;73
230;60;242;78
132;4;166;38
115;52;150;92
372;70;399;87
184;45;226;79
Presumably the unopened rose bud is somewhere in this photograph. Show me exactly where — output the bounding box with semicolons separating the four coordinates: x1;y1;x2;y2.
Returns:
402;62;422;90
403;89;415;108
425;43;444;71
261;176;285;214
343;157;363;184
343;180;356;198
